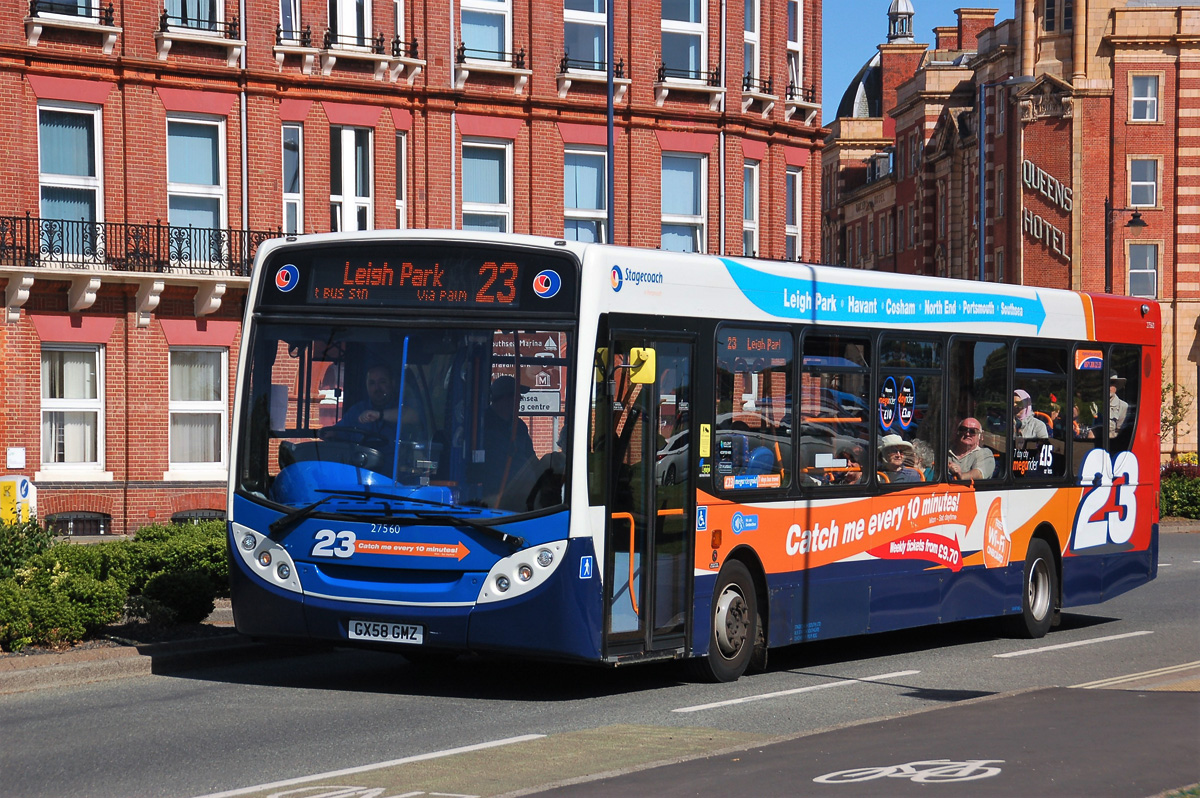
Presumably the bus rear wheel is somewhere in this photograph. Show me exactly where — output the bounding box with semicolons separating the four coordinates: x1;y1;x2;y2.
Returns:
1006;538;1057;639
693;560;757;682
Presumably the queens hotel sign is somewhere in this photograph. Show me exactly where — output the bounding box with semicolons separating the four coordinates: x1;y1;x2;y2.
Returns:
1022;159;1071;262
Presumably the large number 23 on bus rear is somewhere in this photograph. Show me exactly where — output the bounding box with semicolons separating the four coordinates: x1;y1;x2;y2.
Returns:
1072;450;1138;550
311;529;356;558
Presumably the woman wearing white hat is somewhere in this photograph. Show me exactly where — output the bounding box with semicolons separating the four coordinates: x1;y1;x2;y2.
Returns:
878;434;922;483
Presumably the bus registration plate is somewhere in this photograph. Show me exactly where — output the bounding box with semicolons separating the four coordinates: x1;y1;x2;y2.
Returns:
348;620;424;644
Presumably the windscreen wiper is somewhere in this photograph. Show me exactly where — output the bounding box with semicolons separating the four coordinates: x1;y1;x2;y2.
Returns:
410;512;525;549
268;494;355;538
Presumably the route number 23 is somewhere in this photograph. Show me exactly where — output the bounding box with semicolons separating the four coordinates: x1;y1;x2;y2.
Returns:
311;529;356;558
1072;450;1138;550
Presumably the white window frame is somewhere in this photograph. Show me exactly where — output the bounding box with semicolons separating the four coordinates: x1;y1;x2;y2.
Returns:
785;166;801;260
328;0;372;48
1129;157;1158;208
166;347;228;478
564;0;606;72
461;0;511;60
660;152;706;253
330;125;374;232
564;145;607;243
166;0;222;31
995;87;1006;136
996;166;1005;218
395;131;406;229
280;0;301;42
786;0;802;92
743;0;759;81
462;138;512;233
38;101;104;234
167;115;228;236
394;0;404;40
1131;75;1159;122
1128;242;1159;299
910;133;919;174
742;159;758;256
38;344;107;479
282;124;303;235
661;0;706;82
897;207;906;251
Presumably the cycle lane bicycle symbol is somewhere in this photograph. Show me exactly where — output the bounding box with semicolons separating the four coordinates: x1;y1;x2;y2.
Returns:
813;759;1005;784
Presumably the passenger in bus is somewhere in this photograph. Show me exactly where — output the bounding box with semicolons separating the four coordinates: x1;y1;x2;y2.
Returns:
877;434;922;483
481;376;536;501
912;439;936;482
947;418;994;481
1046;402;1063;439
1013;390;1049;438
1073;405;1095;439
1109;374;1129;439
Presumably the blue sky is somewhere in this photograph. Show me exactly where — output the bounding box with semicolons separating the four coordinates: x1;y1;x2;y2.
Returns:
822;0;1016;125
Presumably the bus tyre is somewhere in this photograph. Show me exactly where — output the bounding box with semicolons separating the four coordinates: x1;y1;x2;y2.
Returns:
1007;538;1057;639
693;560;757;682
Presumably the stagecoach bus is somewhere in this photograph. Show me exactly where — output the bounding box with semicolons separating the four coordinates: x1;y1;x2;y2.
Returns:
228;231;1159;681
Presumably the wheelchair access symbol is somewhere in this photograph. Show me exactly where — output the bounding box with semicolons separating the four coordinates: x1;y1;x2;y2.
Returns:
696;506;708;531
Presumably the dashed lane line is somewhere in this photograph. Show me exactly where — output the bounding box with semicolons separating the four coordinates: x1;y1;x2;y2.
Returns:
993;630;1153;659
191;735;546;798
672;669;921;713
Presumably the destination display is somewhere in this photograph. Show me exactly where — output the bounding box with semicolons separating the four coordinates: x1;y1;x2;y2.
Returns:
257;242;577;313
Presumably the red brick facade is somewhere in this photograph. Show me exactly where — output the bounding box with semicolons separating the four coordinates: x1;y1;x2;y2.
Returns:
0;0;824;534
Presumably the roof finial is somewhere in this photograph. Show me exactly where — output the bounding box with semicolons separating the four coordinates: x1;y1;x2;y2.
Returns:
887;0;915;43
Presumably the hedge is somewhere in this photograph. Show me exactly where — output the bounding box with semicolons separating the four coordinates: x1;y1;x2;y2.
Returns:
0;519;229;652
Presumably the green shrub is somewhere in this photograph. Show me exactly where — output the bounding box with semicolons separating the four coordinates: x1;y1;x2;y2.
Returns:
0;518;57;580
142;570;216;624
1161;472;1200;519
0;579;34;652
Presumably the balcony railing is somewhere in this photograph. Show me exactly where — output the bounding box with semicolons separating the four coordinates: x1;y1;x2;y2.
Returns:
159;7;239;38
30;0;114;24
558;55;624;78
0;214;279;277
275;23;313;46
456;42;526;69
786;82;816;103
743;74;774;94
657;63;720;86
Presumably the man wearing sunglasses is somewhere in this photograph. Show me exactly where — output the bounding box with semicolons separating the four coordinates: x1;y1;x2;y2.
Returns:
948;418;994;481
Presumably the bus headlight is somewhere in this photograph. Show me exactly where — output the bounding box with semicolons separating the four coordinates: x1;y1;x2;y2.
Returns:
496;575;511;592
517;564;533;582
277;563;292;580
477;541;568;604
258;551;272;567
536;549;554;567
231;522;303;595
241;534;257;551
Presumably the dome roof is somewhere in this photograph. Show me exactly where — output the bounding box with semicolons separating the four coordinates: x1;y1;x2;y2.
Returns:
888;0;915;14
835;52;882;119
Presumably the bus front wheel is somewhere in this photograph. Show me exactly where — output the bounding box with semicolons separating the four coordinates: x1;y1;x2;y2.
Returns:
1006;538;1057;639
693;560;757;682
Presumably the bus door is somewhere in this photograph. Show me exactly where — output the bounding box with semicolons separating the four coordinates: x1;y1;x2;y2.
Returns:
603;335;694;659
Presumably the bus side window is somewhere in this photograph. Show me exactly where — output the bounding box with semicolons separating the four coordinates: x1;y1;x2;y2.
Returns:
1072;346;1104;476
1013;345;1067;479
948;339;1007;482
800;333;871;488
1108;345;1140;452
714;326;793;489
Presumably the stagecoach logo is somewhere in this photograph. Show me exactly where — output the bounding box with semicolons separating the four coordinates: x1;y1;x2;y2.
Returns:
532;269;561;298
610;265;624;291
275;263;299;292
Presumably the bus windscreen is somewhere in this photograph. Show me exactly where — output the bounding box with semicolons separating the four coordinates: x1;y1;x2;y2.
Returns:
256;242;577;314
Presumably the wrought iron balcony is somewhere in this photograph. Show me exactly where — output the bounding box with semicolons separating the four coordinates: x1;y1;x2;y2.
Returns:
743;74;774;94
276;23;312;47
30;0;114;24
158;7;239;37
657;63;721;86
786;82;816;103
457;42;527;69
0;214;279;277
558;55;624;78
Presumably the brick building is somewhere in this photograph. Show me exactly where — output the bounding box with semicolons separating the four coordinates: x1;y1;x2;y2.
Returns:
0;0;825;534
823;1;1200;458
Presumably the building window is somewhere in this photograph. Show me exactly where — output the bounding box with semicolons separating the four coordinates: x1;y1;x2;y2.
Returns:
897;207;906;251
1062;0;1072;30
170;348;227;468
330;126;373;232
995;247;1004;282
1128;243;1158;298
462;0;510;60
564;146;606;242
394;0;404;40
41;346;103;468
167;0;219;30
867;218;874;256
395;131;406;229
46;512;111;536
172;509;227;524
1044;0;1056;31
909;203;917;248
995;88;1006;136
996;166;1005;218
280;0;301;41
168;117;226;233
1131;75;1159;122
661;0;705;80
743;0;759;81
910;133;919;175
282;124;303;235
661;153;705;252
38;104;103;251
1130;159;1157;207
786;0;802;92
742;160;758;256
462;139;511;232
785;167;801;260
329;0;371;47
564;0;605;71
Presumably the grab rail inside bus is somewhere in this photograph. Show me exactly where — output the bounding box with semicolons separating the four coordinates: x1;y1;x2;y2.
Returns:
611;512;637;614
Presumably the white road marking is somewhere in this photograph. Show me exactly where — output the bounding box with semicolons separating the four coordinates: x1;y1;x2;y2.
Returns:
672;670;920;713
1073;660;1200;689
1159;563;1172;566
993;630;1153;659
190;734;546;798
